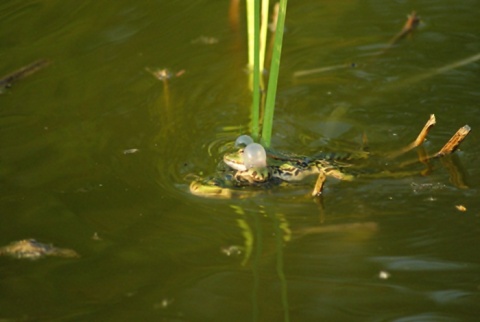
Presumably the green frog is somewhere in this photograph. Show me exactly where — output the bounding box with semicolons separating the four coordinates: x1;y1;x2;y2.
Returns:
189;115;470;199
190;147;356;198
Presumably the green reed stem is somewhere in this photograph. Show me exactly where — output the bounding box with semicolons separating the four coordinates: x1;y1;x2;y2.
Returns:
259;0;270;74
261;0;287;148
247;0;261;141
246;0;255;76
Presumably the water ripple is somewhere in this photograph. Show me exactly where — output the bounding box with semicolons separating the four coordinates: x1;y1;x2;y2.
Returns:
370;256;475;271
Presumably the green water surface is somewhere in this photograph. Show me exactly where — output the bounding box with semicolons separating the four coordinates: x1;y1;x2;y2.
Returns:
1;1;480;321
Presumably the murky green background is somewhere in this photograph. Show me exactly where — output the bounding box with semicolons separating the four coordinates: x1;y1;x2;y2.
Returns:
1;0;480;321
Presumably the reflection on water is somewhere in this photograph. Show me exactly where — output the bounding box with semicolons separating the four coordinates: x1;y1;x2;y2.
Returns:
1;0;480;321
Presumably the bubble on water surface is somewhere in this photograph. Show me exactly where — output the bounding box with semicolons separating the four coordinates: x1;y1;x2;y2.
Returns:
243;143;267;169
235;135;254;147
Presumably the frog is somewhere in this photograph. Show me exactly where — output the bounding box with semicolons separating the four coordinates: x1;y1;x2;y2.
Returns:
223;147;356;196
189;115;470;198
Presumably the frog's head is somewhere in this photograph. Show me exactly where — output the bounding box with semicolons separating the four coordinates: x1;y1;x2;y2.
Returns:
224;142;267;172
223;148;247;171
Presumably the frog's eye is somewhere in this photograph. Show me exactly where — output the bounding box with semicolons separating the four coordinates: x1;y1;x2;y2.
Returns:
235;135;254;147
243;143;266;169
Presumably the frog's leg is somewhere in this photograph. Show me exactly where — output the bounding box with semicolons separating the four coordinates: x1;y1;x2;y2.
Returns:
190;179;233;199
311;164;355;196
324;167;355;181
311;162;355;196
190;178;268;199
315;160;355;181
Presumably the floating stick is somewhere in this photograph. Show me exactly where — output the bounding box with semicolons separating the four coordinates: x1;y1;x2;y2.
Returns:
434;125;471;157
389;114;436;158
0;59;50;92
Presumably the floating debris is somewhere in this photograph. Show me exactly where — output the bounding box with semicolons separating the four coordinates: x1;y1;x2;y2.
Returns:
154;298;174;309
146;68;185;81
455;205;467;212
379;270;391;280
411;182;446;194
123;148;139;155
221;245;244;256
0;239;79;260
387;11;421;47
146;68;171;81
0;58;50;93
191;36;219;45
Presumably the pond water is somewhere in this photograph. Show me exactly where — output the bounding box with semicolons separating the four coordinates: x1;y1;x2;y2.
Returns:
1;0;480;321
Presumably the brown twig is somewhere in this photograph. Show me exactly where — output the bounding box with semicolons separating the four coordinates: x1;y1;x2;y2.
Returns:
0;59;50;92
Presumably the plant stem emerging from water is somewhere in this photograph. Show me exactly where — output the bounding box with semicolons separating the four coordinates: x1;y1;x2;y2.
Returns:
247;0;261;141
261;0;287;148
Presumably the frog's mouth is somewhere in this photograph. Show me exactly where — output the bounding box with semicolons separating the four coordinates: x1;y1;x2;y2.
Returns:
223;149;247;171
